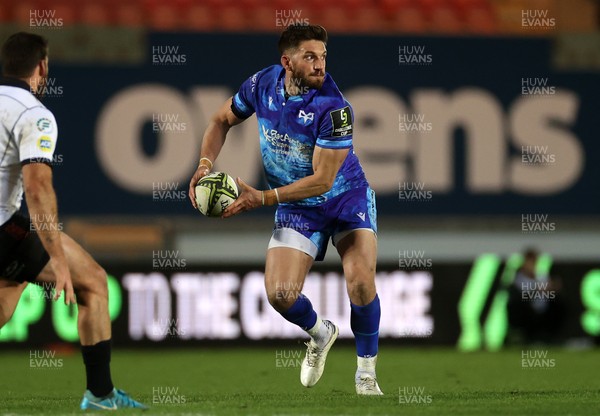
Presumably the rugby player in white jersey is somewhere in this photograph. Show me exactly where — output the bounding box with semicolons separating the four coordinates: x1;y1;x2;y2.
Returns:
0;32;146;410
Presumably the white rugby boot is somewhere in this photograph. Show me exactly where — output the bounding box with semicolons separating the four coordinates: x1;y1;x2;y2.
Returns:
300;320;339;387
355;356;384;395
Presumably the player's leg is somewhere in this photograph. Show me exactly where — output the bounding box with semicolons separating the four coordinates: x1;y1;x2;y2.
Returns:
0;213;44;328
265;244;336;348
0;280;28;327
36;233;110;343
35;233;112;393
34;232;146;409
265;226;338;387
265;246;313;313
336;229;378;305
265;211;328;333
332;187;382;395
336;229;383;395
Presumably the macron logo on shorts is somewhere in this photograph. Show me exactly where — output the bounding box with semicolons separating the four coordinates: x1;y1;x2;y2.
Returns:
357;212;366;222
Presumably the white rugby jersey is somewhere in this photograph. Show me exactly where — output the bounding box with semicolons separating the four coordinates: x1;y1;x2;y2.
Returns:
0;78;57;225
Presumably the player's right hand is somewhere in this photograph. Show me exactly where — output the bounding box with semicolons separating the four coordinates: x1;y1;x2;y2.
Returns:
188;165;210;209
50;256;76;305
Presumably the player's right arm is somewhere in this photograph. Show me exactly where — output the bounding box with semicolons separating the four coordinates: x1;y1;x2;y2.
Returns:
188;97;244;208
16;108;75;304
22;163;74;304
189;69;262;208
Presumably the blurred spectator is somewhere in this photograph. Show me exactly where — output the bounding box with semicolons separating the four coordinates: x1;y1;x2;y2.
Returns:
507;248;565;344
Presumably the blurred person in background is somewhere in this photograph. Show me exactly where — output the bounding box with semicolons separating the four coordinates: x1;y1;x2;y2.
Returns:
507;248;565;344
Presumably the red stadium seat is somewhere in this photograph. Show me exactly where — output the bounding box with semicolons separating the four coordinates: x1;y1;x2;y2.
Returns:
465;5;498;34
218;5;249;32
389;5;429;33
0;1;13;23
115;3;145;28
451;0;489;12
249;5;280;32
274;0;301;11
81;3;112;27
14;0;35;24
0;0;551;35
351;5;386;33
419;0;451;11
429;5;464;34
185;3;217;31
379;0;416;15
319;4;353;33
148;3;180;31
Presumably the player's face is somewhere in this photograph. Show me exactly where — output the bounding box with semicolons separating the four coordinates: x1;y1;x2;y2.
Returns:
288;40;327;90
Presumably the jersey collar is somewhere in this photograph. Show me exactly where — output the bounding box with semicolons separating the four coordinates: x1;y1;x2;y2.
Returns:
0;77;32;92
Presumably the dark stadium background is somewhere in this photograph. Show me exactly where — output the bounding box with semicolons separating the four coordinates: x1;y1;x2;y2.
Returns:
1;2;599;411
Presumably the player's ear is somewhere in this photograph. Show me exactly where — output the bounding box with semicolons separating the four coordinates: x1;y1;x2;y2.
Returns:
39;57;48;78
281;54;292;72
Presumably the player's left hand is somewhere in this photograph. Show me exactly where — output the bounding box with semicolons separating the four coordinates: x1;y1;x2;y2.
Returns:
222;177;262;218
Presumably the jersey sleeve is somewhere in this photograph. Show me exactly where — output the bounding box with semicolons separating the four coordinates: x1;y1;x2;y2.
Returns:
231;70;262;120
316;102;354;149
14;107;58;165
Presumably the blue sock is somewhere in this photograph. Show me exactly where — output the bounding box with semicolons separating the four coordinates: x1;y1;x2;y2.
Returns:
279;294;318;331
351;294;381;357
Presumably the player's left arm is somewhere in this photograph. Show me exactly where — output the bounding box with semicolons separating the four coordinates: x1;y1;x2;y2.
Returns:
222;146;348;217
278;145;349;201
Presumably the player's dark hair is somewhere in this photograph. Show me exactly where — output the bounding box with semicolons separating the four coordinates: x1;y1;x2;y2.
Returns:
278;24;328;55
1;32;48;78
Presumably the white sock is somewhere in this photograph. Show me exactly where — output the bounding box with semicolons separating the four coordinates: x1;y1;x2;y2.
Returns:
307;318;330;347
356;355;377;377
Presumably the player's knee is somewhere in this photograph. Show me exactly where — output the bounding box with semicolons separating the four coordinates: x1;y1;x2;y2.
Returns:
345;261;375;284
266;288;297;313
77;263;108;302
345;263;375;296
348;279;371;298
92;265;108;299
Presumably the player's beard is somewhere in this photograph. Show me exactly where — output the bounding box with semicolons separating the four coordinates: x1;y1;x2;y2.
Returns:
300;69;325;90
289;67;325;93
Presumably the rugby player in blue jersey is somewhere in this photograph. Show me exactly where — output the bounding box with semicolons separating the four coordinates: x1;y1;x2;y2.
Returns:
189;24;382;395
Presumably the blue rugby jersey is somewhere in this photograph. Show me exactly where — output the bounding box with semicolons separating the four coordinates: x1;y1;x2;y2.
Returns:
231;64;368;206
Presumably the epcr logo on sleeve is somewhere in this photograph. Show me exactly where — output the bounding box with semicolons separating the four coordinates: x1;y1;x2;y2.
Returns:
36;118;53;133
37;136;53;152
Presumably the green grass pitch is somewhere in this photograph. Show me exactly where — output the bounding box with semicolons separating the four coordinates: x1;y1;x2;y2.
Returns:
0;345;598;415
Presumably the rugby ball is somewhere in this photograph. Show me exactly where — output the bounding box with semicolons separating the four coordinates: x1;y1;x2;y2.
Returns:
195;172;239;217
